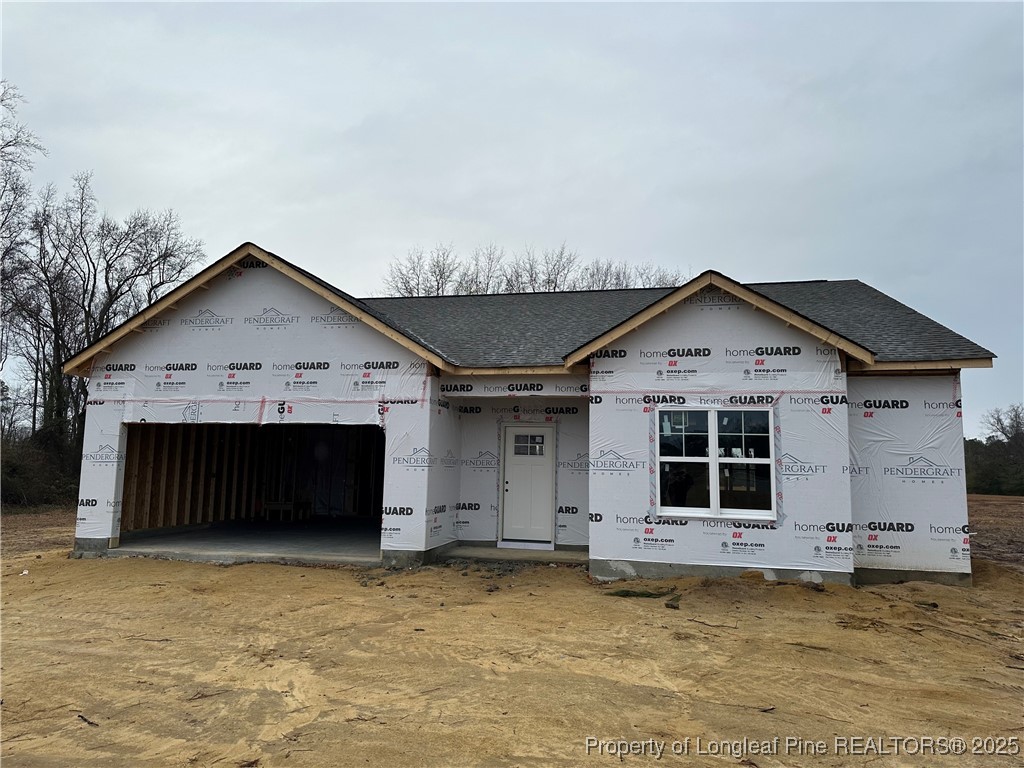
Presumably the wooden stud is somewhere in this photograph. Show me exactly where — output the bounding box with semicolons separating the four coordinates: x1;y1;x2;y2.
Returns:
138;427;155;529
156;426;170;529
218;425;229;522
183;428;196;525
207;425;220;524
240;426;252;520
170;427;183;527
229;426;240;521
124;426;142;532
195;426;207;526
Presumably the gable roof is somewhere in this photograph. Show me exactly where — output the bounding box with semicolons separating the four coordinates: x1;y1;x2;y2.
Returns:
367;272;993;370
62;243;460;377
64;243;995;377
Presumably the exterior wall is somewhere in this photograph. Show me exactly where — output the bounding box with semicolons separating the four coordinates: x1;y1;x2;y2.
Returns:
75;259;430;550
425;379;461;551
441;378;590;545
847;374;970;575
587;286;854;577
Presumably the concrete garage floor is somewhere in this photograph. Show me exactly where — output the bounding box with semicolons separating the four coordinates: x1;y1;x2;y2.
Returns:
108;522;590;568
111;519;383;567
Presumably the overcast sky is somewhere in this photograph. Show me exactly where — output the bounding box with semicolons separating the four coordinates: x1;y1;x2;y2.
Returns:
4;1;1021;436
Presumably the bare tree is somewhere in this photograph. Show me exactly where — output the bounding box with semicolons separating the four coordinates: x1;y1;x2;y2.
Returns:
633;261;689;288
6;173;204;456
1;80;47;369
382;241;689;296
983;403;1024;459
576;258;635;290
383;243;463;297
0;379;30;444
455;243;506;294
501;246;541;294
1;80;205;501
0;81;45;172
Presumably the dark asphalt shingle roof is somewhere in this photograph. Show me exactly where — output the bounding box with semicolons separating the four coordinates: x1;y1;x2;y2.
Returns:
359;279;993;368
745;280;994;363
363;288;674;367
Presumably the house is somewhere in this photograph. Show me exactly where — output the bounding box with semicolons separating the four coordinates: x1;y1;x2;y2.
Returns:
64;243;994;584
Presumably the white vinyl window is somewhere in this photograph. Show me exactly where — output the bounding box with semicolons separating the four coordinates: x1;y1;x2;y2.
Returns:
656;409;776;521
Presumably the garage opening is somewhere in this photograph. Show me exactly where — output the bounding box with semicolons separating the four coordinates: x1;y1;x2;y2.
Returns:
116;423;385;564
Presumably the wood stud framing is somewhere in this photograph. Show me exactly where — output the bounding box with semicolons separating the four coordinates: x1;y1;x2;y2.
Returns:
119;423;385;533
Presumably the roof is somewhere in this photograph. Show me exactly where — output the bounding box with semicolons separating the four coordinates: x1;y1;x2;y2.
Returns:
363;277;994;369
63;242;994;376
363;288;675;367
745;280;994;363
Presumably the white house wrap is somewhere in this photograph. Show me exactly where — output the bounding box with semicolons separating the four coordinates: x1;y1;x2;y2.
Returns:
65;243;994;585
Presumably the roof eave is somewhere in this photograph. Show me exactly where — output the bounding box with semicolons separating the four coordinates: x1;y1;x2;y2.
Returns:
847;357;994;373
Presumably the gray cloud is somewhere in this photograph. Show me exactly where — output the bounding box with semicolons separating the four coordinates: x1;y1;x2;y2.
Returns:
5;2;1020;435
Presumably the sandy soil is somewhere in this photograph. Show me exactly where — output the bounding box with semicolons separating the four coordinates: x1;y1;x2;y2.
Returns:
2;497;1022;767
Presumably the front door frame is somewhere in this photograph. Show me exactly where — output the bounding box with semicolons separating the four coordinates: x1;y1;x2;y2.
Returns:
498;423;556;549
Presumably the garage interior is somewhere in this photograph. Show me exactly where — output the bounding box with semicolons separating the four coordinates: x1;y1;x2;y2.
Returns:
114;423;385;565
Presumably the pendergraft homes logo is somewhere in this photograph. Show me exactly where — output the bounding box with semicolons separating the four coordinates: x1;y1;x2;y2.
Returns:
140;317;171;332
462;450;498;471
778;453;828;480
884;455;964;482
681;287;743;310
589;449;647;475
311;305;360;327
392;447;437;470
558;452;591;475
181;308;234;330
83;443;125;465
244;307;301;329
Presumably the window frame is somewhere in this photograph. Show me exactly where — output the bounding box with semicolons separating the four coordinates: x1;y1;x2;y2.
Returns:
655;407;777;522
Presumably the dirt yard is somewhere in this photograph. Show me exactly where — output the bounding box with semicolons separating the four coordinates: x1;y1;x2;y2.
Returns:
2;496;1022;767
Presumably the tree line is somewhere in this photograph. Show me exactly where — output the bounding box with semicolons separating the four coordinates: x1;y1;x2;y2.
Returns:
964;404;1024;496
383;242;689;296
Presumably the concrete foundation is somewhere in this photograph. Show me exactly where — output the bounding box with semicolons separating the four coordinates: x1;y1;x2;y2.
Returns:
73;532;971;587
99;521;383;567
71;537;111;558
448;545;588;565
853;567;972;587
589;558;853;585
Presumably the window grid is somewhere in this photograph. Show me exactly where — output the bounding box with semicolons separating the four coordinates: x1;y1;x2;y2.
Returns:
657;408;776;521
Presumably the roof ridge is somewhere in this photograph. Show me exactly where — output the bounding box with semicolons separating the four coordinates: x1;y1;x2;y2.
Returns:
361;285;675;301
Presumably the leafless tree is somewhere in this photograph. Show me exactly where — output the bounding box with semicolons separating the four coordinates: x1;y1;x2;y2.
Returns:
0;81;45;172
382;241;689;296
1;80;204;500
454;243;506;294
576;258;635;290
983;404;1024;457
6;172;204;455
383;243;463;297
0;380;30;444
1;80;47;369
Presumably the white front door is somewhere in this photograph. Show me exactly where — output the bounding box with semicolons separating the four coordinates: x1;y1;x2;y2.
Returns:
501;425;555;543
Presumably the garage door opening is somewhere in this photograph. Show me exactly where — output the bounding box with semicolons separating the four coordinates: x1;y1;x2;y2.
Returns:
115;423;385;565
